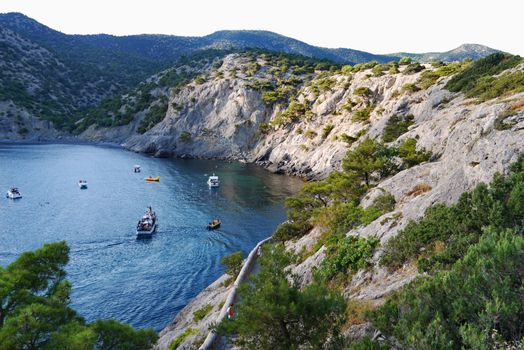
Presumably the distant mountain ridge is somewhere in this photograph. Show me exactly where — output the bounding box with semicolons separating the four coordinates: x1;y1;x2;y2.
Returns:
390;43;501;62
0;12;502;66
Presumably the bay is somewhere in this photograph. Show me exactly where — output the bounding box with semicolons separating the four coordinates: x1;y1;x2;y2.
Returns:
0;143;302;330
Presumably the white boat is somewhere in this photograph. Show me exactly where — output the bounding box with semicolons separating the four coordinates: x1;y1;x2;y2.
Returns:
78;180;88;189
133;165;141;173
136;207;157;239
207;173;220;188
6;187;22;199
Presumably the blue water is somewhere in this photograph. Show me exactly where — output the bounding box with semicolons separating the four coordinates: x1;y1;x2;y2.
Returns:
0;143;302;330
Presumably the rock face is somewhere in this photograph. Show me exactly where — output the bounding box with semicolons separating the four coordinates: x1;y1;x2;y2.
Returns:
144;54;524;349
79;53;524;185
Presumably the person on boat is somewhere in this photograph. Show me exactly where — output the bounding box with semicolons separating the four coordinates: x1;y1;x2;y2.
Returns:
227;304;235;320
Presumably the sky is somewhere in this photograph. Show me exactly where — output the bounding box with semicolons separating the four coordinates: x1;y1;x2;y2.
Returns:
1;0;523;55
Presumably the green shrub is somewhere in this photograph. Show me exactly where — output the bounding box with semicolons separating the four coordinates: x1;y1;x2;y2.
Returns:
316;235;379;283
193;304;213;322
401;83;420;94
258;122;270;134
342;137;398;186
403;62;425;75
399;56;412;65
417;61;468;89
220;251;244;277
341;99;356;111
382;114;414;142
179;131;191;142
339;133;357;145
322;124;334;138
352;106;373;123
273;220;312;241
305;129;317;139
168;328;198;350
353;86;373;97
261;91;279;104
398;138;431;167
372;192;396;213
275;101;309;125
194;75;206;84
371;64;388;77
341;65;353;75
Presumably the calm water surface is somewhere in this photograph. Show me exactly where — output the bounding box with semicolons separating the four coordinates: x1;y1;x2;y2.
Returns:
0;143;302;330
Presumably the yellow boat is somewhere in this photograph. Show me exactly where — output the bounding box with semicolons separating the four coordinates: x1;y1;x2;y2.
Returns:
145;176;160;182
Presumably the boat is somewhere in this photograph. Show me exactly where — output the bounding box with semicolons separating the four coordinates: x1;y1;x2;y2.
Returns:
207;174;220;188
133;165;141;173
207;218;221;230
145;176;160;182
136;207;157;238
78;180;88;189
6;187;22;199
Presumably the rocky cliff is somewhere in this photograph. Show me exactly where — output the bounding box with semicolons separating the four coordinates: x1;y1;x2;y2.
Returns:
79;53;523;182
144;54;524;348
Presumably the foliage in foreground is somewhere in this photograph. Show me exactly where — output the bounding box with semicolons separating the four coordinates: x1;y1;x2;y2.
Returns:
0;242;157;350
373;229;524;349
217;245;346;350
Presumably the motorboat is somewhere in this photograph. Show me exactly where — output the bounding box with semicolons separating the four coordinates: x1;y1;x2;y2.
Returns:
6;187;22;199
207;218;221;230
136;207;157;238
78;180;88;189
133;165;141;173
207;174;219;188
145;176;160;182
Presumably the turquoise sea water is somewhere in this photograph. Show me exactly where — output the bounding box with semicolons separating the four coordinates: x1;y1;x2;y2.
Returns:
0;143;302;330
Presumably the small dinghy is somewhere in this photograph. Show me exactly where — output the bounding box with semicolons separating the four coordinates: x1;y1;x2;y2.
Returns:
207;218;221;230
145;176;160;182
6;187;22;199
78;180;88;189
207;174;219;188
136;207;157;239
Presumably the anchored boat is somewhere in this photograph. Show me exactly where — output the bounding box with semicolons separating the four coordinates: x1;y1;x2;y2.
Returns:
136;207;157;238
6;187;22;199
207;174;219;188
207;218;221;230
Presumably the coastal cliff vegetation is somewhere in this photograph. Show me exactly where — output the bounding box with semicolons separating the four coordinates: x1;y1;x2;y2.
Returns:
0;242;157;350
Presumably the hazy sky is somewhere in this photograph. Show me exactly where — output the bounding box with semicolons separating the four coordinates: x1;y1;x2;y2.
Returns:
2;0;523;55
